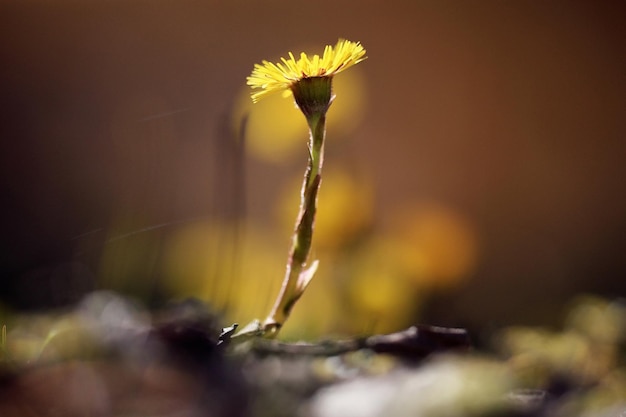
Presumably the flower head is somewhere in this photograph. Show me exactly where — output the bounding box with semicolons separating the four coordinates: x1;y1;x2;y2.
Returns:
247;39;367;104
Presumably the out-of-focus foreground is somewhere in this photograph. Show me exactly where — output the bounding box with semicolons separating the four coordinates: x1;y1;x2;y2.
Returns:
0;294;624;417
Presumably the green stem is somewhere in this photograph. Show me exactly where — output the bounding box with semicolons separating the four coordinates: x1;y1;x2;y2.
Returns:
263;112;326;337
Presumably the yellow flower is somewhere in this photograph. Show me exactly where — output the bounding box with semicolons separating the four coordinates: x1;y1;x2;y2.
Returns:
247;39;367;103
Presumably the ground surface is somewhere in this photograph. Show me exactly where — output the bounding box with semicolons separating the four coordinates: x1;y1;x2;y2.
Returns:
0;294;624;417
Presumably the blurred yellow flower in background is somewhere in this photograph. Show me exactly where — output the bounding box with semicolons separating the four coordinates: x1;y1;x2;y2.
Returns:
345;238;422;333
247;39;367;103
233;69;367;163
162;221;284;326
388;202;479;289
277;168;373;249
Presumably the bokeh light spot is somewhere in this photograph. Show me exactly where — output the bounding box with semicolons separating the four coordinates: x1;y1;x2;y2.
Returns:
389;201;479;289
276;168;374;249
233;66;367;164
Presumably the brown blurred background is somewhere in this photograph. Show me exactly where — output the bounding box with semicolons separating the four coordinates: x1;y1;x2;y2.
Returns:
0;0;624;337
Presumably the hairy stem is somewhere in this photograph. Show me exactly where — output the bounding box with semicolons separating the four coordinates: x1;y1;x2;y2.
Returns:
263;112;326;337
